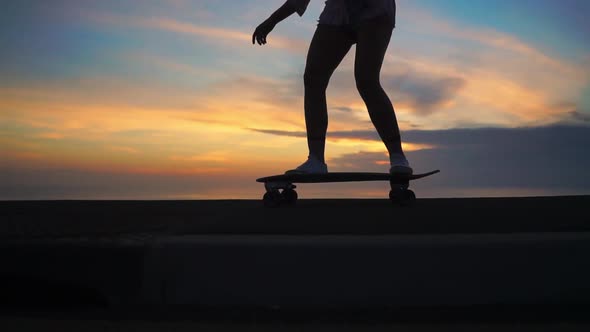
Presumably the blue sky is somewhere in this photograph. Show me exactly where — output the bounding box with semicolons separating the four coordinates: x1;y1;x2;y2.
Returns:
414;0;590;63
1;0;589;199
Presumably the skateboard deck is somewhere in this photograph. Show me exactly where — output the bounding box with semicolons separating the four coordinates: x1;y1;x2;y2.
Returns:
256;170;440;207
257;170;439;184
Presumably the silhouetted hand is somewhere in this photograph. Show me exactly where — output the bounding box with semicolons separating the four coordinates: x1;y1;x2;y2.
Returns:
252;20;276;45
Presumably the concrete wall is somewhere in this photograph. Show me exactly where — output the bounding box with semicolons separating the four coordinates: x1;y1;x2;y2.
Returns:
3;233;590;309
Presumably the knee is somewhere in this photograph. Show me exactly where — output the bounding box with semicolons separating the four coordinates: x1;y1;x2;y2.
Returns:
355;73;381;95
304;69;329;90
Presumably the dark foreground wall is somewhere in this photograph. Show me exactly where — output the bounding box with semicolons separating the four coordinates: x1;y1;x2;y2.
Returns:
141;233;590;308
1;197;589;312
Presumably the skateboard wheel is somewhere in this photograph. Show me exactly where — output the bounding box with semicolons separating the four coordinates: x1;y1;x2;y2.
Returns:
263;190;282;207
389;188;416;206
400;189;416;206
281;189;298;205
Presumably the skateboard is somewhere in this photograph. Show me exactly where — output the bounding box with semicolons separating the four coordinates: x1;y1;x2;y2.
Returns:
256;170;440;207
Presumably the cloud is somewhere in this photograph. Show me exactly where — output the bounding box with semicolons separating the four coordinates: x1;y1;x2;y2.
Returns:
397;2;588;80
308;41;578;129
567;110;590;124
87;11;309;54
333;106;354;113
109;146;140;154
11;3;585;132
0;166;257;200
4;124;589;199
251;123;590;152
249;128;306;138
313;62;467;122
385;2;590;128
253;123;590;191
127;53;229;80
329;151;389;172
383;71;466;115
325;124;590;191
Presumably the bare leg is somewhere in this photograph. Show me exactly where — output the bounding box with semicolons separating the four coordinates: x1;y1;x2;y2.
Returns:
354;14;404;158
303;24;355;163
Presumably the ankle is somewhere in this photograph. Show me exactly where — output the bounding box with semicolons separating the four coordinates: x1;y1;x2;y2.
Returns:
309;154;326;164
389;152;406;161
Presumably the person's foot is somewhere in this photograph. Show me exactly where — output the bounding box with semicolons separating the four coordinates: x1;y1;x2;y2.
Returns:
285;155;328;174
389;153;413;175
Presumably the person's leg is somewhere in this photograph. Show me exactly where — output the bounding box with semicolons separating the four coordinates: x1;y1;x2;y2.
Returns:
302;24;354;164
354;15;409;170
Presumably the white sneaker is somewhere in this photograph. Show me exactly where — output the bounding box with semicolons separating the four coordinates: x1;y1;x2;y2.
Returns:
285;155;328;174
389;153;413;175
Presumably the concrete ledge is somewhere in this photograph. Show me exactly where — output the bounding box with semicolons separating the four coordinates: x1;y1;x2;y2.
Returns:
3;233;589;309
141;233;590;308
1;239;146;308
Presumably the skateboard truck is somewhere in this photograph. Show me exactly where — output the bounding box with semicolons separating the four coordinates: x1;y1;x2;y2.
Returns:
388;179;415;206
264;181;296;192
263;181;298;207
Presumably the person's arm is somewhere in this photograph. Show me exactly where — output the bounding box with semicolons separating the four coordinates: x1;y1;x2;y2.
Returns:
267;1;298;26
252;0;308;45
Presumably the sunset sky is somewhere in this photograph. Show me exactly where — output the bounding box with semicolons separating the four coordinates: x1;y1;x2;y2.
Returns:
1;0;589;200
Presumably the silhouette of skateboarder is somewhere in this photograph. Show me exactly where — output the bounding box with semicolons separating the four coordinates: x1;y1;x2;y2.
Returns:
252;0;412;176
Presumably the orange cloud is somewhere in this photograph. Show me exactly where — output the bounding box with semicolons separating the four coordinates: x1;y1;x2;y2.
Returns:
37;132;65;140
109;146;141;154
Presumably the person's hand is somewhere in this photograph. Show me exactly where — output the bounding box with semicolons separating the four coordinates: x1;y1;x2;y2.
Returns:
252;19;276;45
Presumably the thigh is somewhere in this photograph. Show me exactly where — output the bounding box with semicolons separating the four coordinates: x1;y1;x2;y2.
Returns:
354;15;394;79
304;24;355;80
